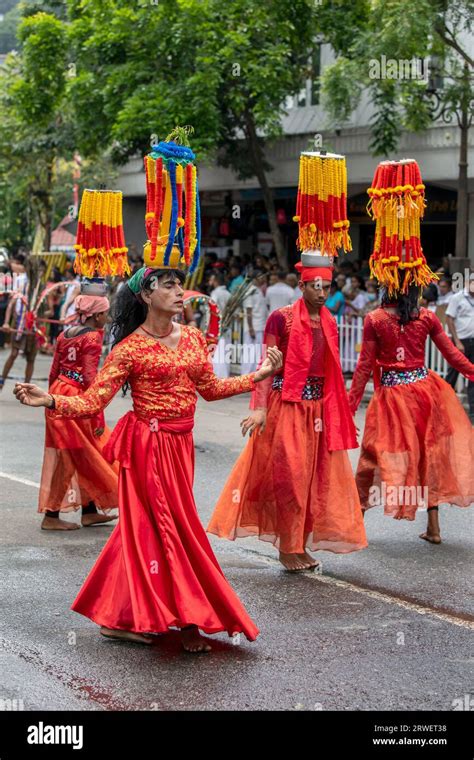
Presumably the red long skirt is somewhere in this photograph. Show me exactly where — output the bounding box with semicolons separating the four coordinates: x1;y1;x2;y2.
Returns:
207;391;367;554
38;376;118;513
356;371;474;519
71;411;259;641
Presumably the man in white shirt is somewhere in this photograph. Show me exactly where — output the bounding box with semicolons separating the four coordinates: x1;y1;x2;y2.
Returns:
436;276;454;306
1;253;37;389
266;271;296;314
209;272;232;378
285;273;301;303
241;272;267;374
209;271;231;313
446;277;474;421
60;268;81;321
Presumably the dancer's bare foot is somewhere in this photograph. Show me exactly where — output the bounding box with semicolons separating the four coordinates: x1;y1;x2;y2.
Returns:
180;625;212;653
297;551;320;570
420;508;441;544
279;551;312;571
419;532;442;544
100;626;155;645
82;513;118;527
41;516;80;531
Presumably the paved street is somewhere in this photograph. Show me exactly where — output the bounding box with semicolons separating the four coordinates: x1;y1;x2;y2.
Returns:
0;352;473;711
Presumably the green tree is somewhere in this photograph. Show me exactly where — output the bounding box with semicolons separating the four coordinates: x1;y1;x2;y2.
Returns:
67;0;320;266
0;11;71;250
0;1;67;55
319;0;474;259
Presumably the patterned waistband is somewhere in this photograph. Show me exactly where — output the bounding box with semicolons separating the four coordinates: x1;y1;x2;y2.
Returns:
60;368;84;384
381;367;428;387
272;375;324;400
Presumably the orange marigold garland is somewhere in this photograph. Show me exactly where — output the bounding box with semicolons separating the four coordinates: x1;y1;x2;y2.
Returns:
74;189;129;277
367;159;437;296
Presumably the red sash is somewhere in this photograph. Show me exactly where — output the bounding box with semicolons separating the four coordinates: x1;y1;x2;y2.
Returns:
103;411;194;467
282;299;357;451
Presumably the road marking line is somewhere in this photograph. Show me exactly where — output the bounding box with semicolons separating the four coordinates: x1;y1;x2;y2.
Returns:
229;545;474;630
0;472;39;489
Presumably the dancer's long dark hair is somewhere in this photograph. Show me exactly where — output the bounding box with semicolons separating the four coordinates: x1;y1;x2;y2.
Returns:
381;281;420;325
111;268;186;347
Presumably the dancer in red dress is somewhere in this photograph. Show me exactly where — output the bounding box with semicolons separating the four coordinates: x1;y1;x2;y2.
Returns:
16;135;283;652
39;293;119;531
209;151;367;571
348;158;474;543
14;266;282;652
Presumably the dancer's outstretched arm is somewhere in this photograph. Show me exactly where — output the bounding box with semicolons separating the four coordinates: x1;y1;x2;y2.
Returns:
14;341;133;417
428;312;474;380
347;315;377;414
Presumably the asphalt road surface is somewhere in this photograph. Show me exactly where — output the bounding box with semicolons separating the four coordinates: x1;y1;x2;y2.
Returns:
0;353;472;711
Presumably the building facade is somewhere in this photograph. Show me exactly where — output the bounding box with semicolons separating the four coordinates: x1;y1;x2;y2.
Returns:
119;44;474;270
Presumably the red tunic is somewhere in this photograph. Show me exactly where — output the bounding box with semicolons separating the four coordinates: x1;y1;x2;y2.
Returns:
39;328;118;513
348;308;474;517
348;307;474;413
251;306;326;409
48;328;106;431
49;329;104;388
250;302;357;451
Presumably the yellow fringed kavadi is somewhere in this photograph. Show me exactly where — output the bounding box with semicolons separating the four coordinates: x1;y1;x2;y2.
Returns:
366;159;437;296
293;151;351;256
74;189;129;277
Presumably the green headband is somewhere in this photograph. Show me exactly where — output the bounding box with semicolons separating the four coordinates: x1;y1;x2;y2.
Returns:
127;266;153;294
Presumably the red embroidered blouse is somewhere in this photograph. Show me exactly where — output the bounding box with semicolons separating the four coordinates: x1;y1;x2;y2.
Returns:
251;305;326;409
52;326;256;421
49;329;104;389
348;307;474;413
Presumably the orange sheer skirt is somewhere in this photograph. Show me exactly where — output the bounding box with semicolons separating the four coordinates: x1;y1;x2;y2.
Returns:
208;391;367;554
38;377;119;513
356;370;474;519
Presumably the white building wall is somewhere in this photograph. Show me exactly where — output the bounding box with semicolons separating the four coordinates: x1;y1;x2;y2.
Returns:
118;42;474;261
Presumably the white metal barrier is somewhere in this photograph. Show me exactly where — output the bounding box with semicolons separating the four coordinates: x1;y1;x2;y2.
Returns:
230;313;468;392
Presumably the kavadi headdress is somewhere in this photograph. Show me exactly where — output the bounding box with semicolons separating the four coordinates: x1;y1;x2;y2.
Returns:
367;158;437;296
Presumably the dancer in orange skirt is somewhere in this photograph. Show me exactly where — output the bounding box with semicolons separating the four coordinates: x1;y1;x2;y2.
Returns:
348;286;474;543
39;292;119;531
209;151;367;571
348;158;474;544
208;254;368;571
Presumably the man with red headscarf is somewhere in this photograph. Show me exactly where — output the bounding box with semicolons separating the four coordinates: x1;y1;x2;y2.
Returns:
208;252;367;571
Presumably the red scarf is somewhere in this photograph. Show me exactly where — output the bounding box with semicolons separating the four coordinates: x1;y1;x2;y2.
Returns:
282;298;358;451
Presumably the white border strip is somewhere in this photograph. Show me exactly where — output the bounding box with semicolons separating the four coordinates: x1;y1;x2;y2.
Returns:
0;472;40;489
